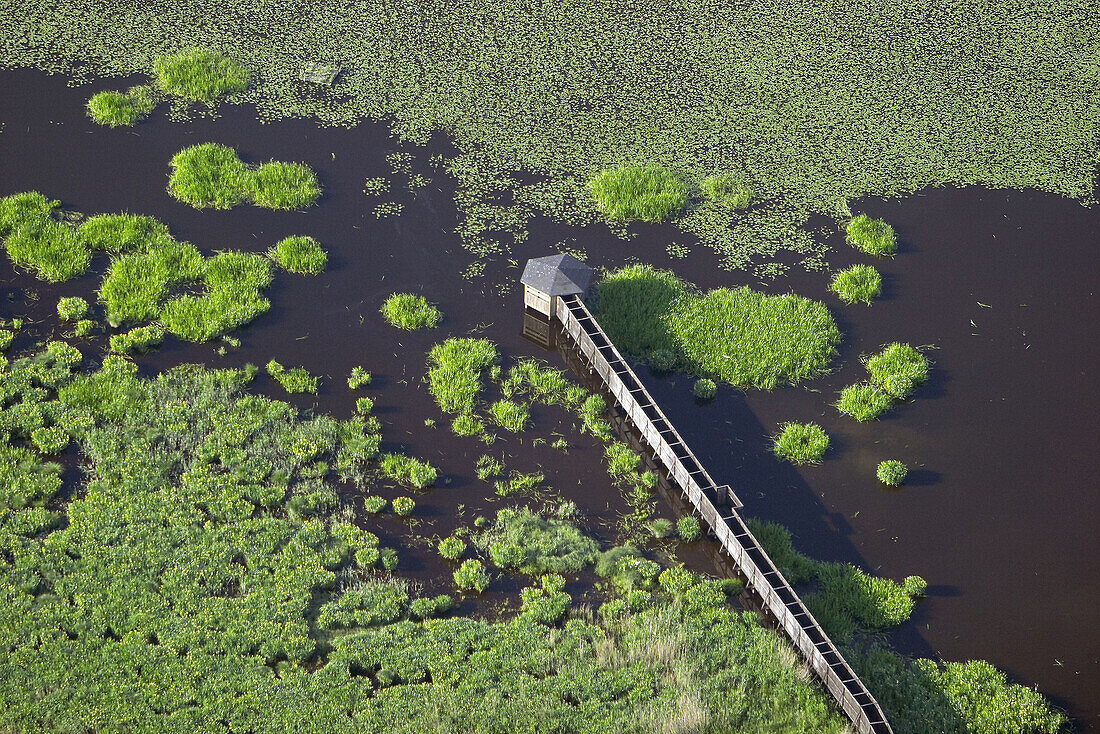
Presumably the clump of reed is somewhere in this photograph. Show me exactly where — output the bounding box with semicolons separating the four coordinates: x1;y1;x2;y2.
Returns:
167;143;320;210
488;399;528;432
700;173;752;210
587;165;688;222
828;264;881;305
85;85;158;127
268;235;327;274
380;453;437;488
78;213;171;253
426;338;497;414
772;422;829;464
153;48;249;102
846;214;897;256
380;293;441;329
836;343;929;420
877;460;908;486
265;360;318;394
109;324;165;355
56;297;88;321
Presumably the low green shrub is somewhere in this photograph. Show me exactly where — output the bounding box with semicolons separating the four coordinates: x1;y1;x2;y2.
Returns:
877;460;908;486
846;214;897;256
355;396;374;414
773;422;830;464
700;173;752;210
648;348;678;374
56;297;88;321
476;507;599;575
30;425;69;454
347;366;371;390
363;496;387;514
519;574;571;625
488;399;528;432
829;264;882;305
677;516;701;541
454;559;490;593
269;235;327;274
693;378;716;400
381;293;441;329
392;496;416;516
266;360;318;394
380;453;437;488
587;165;688;222
836;382;893;421
73;320;95;337
153;48;249;101
866;343;929;398
409;595;454;620
109;324;165;355
317;580;408;629
438;536;467;560
86;85;157;126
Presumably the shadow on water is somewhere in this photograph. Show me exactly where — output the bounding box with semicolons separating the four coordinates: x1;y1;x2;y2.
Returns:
2;68;1098;729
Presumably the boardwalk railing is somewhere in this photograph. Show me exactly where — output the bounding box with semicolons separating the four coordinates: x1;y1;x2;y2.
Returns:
555;294;894;734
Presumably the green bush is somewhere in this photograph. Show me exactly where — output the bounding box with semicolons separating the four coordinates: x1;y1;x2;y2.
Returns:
587;165;688;222
488;399;528;432
30;425;69;454
476;507;599;575
772;422;830;464
866;343;929;398
269;235;327;274
438;536;467;560
153;48;249;101
363;496;387;514
693;378;716;400
846;214;897;256
380;453;437;489
56;297;88;321
409;594;455;620
252;162;322;210
877;459;908;486
677;516;701;541
700;173;752;210
454;559;490;593
381;293;441;329
109;324;165;355
836;382;893;421
392;496;416;516
266;360;319;394
829;264;882;305
347;366;371;389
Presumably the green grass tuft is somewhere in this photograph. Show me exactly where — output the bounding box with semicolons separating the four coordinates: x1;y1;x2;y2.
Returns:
79;213;171;253
488;399;528;432
380;453;438;489
167;143;253;209
829;264;882;305
269;235;327;274
587;165;688;222
877;460;908;486
846;214;897;256
251;162;321;210
426;338;497;414
865;342;929;398
381;293;441;329
773;422;830;464
693;378;716;400
153;48;249;102
57;297;88;321
86;85;158;126
836;382;893;421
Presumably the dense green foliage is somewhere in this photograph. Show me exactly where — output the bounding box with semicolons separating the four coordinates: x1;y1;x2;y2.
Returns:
56;296;88;321
677;516;701;542
476;507;599;576
595;265;839;389
700;173;752;210
0;193;89;282
426;338;497;414
79;212;171;253
488;398;528;432
379;453;437;489
837;344;930;421
587;165;688;222
153;47;249;102
693;378;716;400
877;460;908;486
269;235;327;274
380;293;441;330
847;214;897;256
772;422;829;465
86;85;157;126
167;143;320;210
829;264;882;305
836;382;895;422
109;323;165;355
6;2;1095;269
266;360;319;394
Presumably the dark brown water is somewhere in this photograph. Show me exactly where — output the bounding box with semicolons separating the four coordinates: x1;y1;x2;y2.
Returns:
2;69;1097;729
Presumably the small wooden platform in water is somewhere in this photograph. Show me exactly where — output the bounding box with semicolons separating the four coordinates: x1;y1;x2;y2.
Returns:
299;63;341;85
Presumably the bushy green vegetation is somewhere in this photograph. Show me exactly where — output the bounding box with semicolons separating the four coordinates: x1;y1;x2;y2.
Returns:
269;235;327;274
476;507;599;575
829;264;882;305
109;323;165;354
678;516;701;541
596;264;839;389
847;214;897;256
453;558;490;593
86;85;157;126
167;143;320;210
587;165;688;222
772;422;830;465
380;453;437;489
391;496;416;516
380;292;441;329
877;459;908;486
347;366;371;390
693;378;716;400
0;193;91;282
437;535;466;560
153;47;249;102
426;337;497;414
56;296;88;321
488;398;528;432
837;344;930;421
78;212;172;253
266;360;319;394
700;173;752;210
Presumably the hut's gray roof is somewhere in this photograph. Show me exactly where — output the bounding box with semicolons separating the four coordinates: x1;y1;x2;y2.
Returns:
521;254;593;296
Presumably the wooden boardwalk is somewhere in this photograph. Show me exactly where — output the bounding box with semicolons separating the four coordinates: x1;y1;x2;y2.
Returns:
554;294;894;734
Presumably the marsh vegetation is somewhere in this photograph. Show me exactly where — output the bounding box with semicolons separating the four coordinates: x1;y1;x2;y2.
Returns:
168;143;320;210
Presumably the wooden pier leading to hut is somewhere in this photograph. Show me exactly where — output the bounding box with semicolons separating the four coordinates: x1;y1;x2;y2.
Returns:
521;255;893;734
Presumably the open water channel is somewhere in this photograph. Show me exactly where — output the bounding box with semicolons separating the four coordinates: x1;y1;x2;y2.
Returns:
1;69;1097;730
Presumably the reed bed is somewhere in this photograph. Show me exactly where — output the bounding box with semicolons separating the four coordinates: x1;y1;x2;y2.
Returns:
153;47;249;102
167;143;319;210
828;264;881;305
846;214;897;256
380;293;441;330
85;85;157;126
772;422;830;465
587;165;688;222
